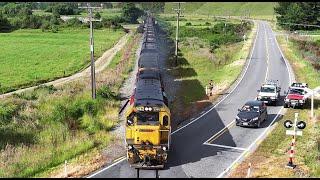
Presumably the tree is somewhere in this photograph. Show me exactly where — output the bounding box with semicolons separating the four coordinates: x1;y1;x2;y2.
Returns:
94;12;101;19
0;13;12;32
121;3;143;24
275;2;320;31
140;2;165;13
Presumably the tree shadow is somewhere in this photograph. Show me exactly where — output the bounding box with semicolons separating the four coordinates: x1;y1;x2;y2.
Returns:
0;127;36;149
164;108;239;169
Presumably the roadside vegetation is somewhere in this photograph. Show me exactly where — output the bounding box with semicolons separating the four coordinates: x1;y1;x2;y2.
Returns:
0;28;141;178
229;32;320;178
158;15;254;124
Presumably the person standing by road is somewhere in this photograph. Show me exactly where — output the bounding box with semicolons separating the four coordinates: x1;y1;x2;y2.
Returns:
209;80;214;96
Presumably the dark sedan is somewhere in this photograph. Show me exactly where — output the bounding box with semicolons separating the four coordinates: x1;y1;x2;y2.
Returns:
235;100;268;128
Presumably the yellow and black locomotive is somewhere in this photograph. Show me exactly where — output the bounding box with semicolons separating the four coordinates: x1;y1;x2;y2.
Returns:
125;15;171;169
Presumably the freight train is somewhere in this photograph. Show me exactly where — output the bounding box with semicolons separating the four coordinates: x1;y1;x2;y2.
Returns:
124;15;171;169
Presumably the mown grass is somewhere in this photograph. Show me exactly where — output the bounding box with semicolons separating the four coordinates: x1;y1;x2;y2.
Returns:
229;34;320;178
0;28;125;94
0;30;140;178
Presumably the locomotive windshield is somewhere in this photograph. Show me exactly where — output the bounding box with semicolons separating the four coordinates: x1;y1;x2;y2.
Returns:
136;112;159;125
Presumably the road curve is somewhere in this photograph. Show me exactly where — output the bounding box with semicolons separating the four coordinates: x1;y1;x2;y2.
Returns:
87;20;292;178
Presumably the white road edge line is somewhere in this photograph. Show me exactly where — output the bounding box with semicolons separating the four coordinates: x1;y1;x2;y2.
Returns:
216;107;284;178
217;21;294;178
86;157;126;178
203;143;248;151
171;21;260;135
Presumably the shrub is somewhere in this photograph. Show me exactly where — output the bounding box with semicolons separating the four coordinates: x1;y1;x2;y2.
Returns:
205;22;211;26
185;22;192;26
65;17;82;27
97;85;117;100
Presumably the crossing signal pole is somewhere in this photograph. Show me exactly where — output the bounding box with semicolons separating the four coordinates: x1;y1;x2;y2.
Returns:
78;3;102;99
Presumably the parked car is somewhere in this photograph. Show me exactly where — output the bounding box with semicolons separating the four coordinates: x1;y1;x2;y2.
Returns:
235;100;268;128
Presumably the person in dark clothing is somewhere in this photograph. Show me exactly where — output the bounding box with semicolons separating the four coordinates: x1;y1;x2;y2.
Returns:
209;80;214;96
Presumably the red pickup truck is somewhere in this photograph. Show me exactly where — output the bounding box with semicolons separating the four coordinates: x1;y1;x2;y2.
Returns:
284;86;308;108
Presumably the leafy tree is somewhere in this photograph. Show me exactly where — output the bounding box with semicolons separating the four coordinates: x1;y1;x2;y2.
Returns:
275;2;320;31
45;3;79;16
94;12;101;19
140;2;165;13
121;3;143;24
0;13;12;32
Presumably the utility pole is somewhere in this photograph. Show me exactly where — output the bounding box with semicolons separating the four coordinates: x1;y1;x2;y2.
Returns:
78;3;102;99
173;2;184;66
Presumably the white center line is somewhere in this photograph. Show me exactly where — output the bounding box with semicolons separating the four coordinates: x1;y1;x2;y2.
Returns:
203;143;248;151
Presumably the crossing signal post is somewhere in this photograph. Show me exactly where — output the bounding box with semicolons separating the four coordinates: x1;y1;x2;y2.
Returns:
283;113;306;169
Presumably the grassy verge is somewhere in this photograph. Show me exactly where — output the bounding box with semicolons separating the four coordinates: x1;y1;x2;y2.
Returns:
158;16;255;124
0;29;140;178
229;34;320;178
0;28;125;94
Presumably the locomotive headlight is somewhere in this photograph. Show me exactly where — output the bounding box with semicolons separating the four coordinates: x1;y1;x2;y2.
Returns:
162;146;167;151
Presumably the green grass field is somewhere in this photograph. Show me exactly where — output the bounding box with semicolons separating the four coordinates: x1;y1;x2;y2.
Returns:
0;28;125;93
164;2;276;20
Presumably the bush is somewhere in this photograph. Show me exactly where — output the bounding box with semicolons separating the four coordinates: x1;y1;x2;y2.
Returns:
0;13;12;32
205;22;211;26
94;12;101;19
185;22;192;26
0;102;20;124
65;17;82;27
97;85;117;100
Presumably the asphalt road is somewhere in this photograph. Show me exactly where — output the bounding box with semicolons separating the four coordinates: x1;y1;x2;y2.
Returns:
87;20;292;178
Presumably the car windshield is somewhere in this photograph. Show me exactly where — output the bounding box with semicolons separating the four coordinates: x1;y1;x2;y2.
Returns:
261;86;275;93
241;105;260;112
136;112;159;125
288;88;304;95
